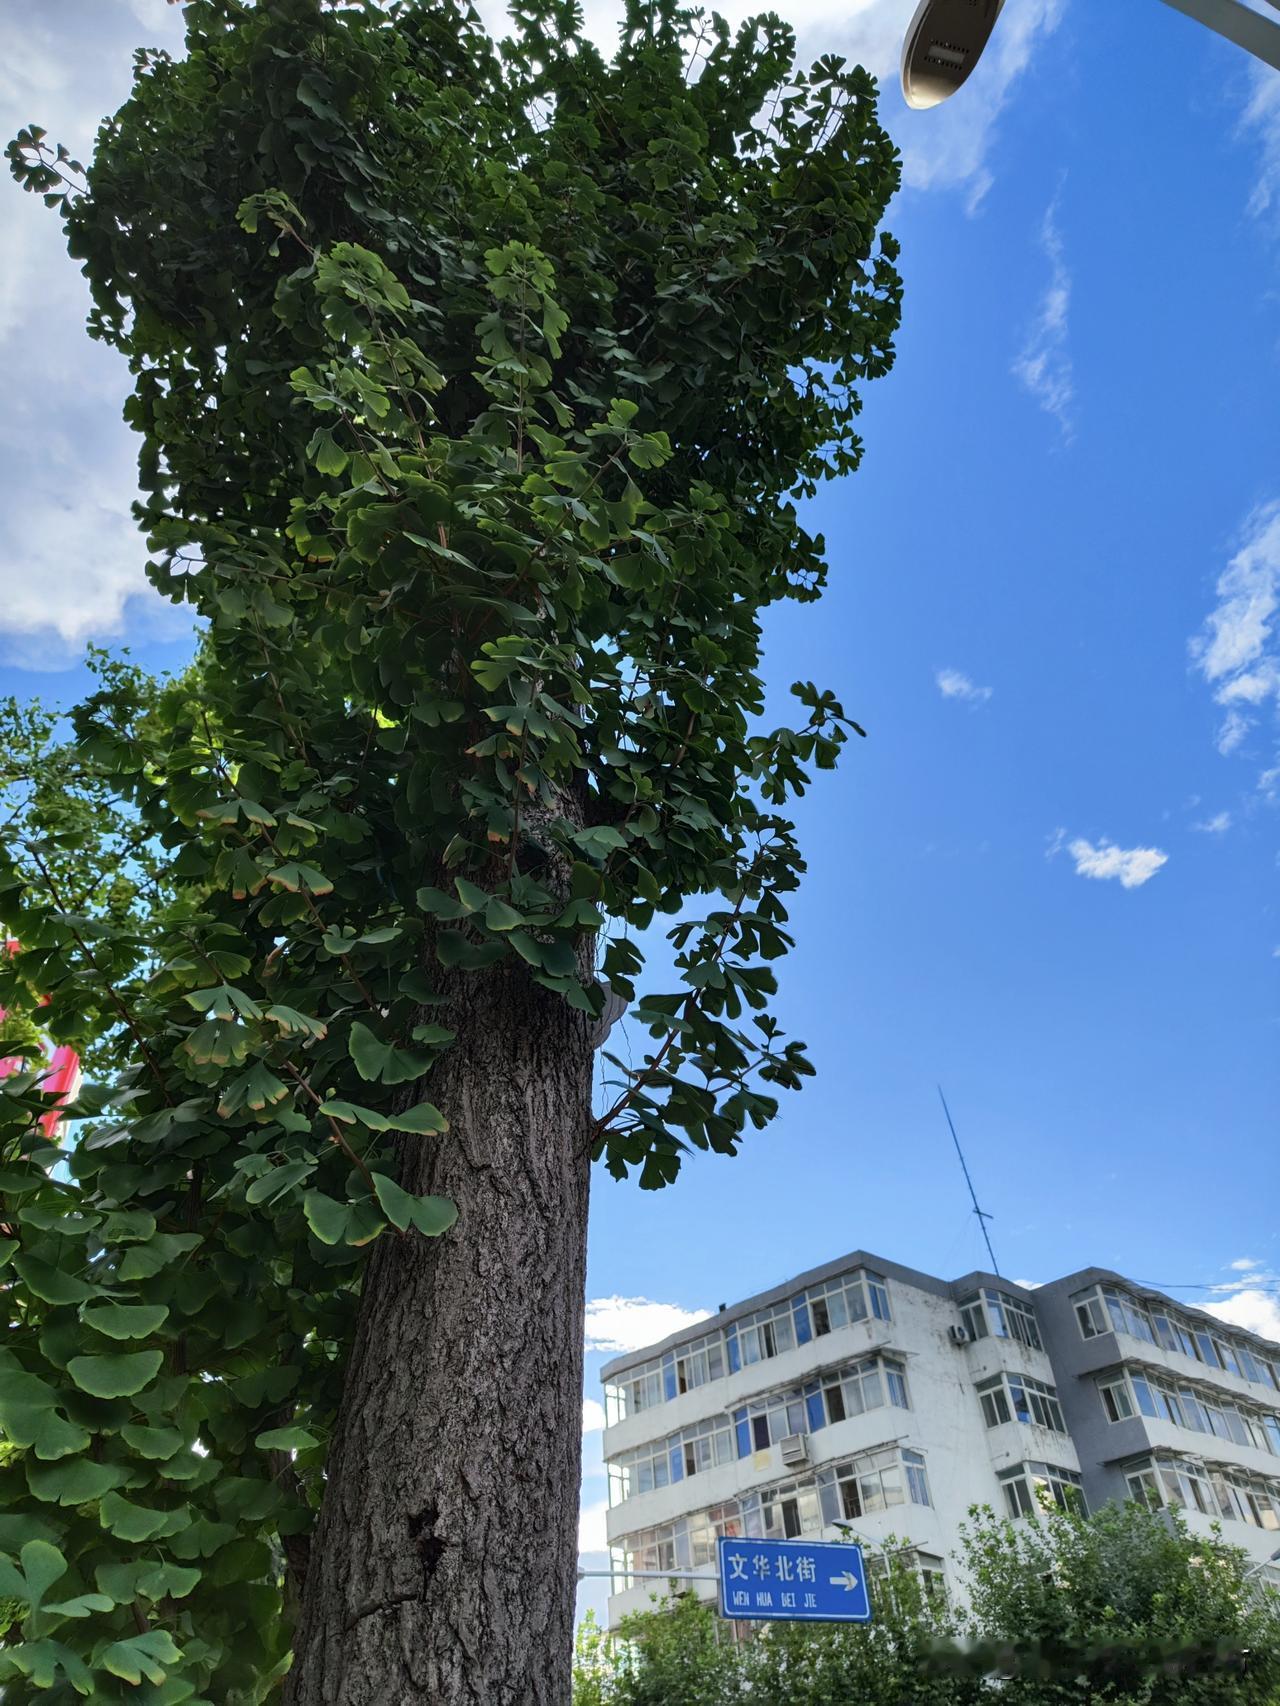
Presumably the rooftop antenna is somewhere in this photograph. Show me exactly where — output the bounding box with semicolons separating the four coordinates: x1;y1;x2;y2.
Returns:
937;1085;1000;1277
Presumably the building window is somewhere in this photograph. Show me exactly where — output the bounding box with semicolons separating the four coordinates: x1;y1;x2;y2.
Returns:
999;1462;1085;1519
610;1502;745;1589
734;1387;808;1457
1104;1368;1279;1454
736;1299;798;1366
1129;1373;1160;1419
1178;1387;1208;1434
1074;1285;1163;1347
1125;1455;1280;1532
1159;1460;1216;1516
804;1355;911;1433
1107;1289;1157;1345
1075;1292;1109;1339
1100;1378;1135;1423
804;1269;892;1336
903;1449;932;1506
674;1330;725;1395
1221;1406;1252;1449
1151;1312;1181;1355
1126;1467;1161;1509
1193;1329;1220;1369
742;1477;824;1541
1014;1375;1066;1432
1156;1385;1184;1428
1002;1472;1035;1519
978;1378;1012;1429
805;1351;907;1433
607;1436;678;1505
963;1288;1043;1351
604;1358;664;1425
679;1416;735;1479
979;1373;1065;1432
816;1445;931;1522
1238;1345;1267;1386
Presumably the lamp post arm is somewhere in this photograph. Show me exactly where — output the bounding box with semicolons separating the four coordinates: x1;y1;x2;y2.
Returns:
1155;0;1280;70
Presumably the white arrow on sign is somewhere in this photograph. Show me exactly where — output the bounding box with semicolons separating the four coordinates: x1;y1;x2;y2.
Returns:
828;1571;860;1591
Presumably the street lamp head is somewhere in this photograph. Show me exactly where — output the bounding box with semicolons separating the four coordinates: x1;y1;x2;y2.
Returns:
900;0;1006;109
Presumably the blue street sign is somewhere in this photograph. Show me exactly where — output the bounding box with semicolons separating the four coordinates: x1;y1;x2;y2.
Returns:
717;1535;872;1623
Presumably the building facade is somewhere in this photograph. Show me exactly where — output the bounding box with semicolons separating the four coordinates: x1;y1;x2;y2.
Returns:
600;1251;1280;1626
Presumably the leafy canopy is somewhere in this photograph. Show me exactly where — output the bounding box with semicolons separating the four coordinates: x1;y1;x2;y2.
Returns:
2;0;900;1696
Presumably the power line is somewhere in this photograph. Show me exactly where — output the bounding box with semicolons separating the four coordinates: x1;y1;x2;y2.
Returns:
1132;1279;1280;1297
937;1086;999;1278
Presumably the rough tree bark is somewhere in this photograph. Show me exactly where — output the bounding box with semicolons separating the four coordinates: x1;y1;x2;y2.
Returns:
287;956;596;1705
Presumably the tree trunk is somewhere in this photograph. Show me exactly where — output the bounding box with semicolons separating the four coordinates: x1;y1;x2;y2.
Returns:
287;958;596;1705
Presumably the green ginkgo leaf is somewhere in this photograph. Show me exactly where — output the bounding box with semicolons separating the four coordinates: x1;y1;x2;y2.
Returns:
27;1458;128;1506
120;1422;184;1460
254;1424;319;1452
80;1303;169;1341
13;1256;95;1307
302;1191;350;1246
66;1349;164;1400
348;1022;432;1085
0;1540;67;1613
98;1493;190;1543
43;1593;114;1619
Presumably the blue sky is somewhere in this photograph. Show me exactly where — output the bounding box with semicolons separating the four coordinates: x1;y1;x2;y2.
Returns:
2;0;1278;1619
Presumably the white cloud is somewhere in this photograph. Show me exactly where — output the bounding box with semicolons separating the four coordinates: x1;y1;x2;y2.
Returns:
578;1498;609;1554
582;1397;607;1434
1242;59;1280;221
0;3;187;667
584;1295;711;1354
1012;197;1074;439
0;451;188;667
1204;1288;1280;1347
1199;1262;1280;1347
1190;501;1280;773
936;667;993;704
1194;505;1280;681
1063;836;1168;889
1217;710;1249;755
1192;810;1232;835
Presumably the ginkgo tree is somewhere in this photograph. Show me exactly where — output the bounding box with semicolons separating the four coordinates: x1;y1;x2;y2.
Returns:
2;0;901;1699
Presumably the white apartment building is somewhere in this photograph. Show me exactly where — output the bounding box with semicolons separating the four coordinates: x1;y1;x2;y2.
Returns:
600;1250;1280;1626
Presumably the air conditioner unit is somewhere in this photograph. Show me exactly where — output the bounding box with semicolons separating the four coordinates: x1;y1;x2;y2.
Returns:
779;1433;809;1467
948;1324;972;1347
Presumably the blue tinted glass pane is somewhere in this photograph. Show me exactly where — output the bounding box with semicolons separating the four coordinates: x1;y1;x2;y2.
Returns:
669;1445;683;1482
662;1353;677;1401
735;1417;750;1458
806;1391;826;1432
726;1329;740;1374
793;1298;812;1345
1132;1377;1159;1419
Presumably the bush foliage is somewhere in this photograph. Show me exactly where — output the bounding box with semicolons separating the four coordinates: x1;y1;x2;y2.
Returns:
574;1503;1280;1705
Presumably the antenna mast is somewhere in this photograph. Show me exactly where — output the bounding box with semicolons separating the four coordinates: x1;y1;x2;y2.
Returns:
937;1085;1000;1277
